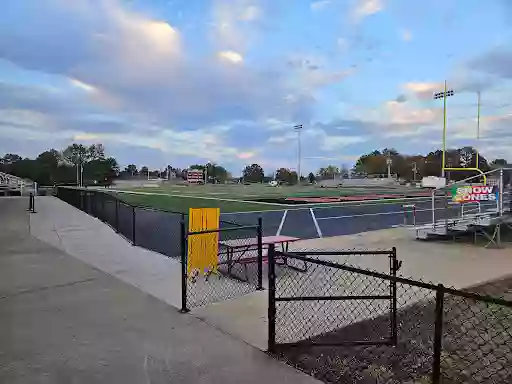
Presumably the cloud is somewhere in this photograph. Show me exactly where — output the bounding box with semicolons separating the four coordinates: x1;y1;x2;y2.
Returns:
316;99;443;141
0;0;314;167
402;82;443;100
217;50;244;64
238;5;262;21
395;94;407;103
470;49;512;79
400;29;413;42
268;126;367;152
311;1;331;11
351;0;384;22
285;53;354;92
210;0;263;51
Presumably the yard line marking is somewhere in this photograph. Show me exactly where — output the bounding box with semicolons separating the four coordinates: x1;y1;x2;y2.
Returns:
224;196;434;214
310;208;323;238
316;206;450;220
276;210;288;236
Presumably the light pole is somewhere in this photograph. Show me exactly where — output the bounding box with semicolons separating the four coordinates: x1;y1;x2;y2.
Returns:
433;81;454;178
204;161;210;184
293;124;303;181
475;91;481;168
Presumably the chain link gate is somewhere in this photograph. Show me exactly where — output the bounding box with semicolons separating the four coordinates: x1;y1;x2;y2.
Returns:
267;246;401;350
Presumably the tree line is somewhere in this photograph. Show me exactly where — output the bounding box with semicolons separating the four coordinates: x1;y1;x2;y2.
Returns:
2;144;509;186
0;143;119;186
353;147;508;181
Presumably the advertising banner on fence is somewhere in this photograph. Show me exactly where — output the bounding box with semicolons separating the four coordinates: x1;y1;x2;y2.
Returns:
452;185;498;203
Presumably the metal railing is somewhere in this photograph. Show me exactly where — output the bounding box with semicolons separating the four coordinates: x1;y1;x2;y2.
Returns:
267;248;512;384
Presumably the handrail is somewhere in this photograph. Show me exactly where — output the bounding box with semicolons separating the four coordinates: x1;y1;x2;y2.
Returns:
437;167;493;190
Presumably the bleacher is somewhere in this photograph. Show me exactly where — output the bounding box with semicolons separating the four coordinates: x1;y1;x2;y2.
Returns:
0;172;27;195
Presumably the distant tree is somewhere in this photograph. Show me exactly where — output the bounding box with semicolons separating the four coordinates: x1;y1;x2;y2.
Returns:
308;172;316;183
459;146;475;168
1;153;23;164
491;158;508;168
124;164;138;176
206;163;228;183
83;157;119;185
275;168;298;184
317;165;340;180
243;163;264;183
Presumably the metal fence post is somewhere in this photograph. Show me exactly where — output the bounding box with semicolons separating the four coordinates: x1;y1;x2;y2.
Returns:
27;193;36;213
115;198;119;233
180;220;189;313
79;191;84;211
268;243;276;352
390;247;398;346
499;168;504;216
100;193;105;221
432;284;445;384
131;206;136;246
257;217;263;291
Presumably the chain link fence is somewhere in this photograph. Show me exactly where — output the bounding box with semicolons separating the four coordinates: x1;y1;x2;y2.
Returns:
268;248;512;384
55;187;245;258
180;221;264;310
56;187;266;311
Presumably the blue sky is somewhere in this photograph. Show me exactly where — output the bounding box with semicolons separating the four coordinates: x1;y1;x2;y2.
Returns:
1;0;512;175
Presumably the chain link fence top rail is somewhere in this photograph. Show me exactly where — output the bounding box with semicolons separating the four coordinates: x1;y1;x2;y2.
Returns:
182;223;264;310
269;250;512;384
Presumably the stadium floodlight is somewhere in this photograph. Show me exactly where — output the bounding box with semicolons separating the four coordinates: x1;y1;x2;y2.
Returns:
293;124;303;179
433;81;454;177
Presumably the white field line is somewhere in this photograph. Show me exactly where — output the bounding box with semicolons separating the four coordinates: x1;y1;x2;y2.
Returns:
276;211;288;236
108;189;289;207
110;187;433;214
222;196;433;215
315;202;496;221
310;208;323;238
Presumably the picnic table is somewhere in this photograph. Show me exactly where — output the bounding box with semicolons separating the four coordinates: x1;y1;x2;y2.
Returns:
219;235;305;282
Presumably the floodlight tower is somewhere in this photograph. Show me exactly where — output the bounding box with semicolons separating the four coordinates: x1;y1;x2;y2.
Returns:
433;81;454;178
293;124;303;180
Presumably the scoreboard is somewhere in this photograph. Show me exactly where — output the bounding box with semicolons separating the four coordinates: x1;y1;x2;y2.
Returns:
187;169;204;183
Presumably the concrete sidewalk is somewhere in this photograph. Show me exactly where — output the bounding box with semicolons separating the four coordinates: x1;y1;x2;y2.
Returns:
0;198;320;384
29;196;183;308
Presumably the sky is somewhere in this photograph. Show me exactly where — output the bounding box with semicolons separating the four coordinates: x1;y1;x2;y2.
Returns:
1;0;512;175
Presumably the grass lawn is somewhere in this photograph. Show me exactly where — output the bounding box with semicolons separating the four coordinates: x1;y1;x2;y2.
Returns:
118;183;422;198
115;191;288;213
112;183;429;213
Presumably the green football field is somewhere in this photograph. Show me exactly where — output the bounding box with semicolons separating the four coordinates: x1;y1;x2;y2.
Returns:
111;183;427;213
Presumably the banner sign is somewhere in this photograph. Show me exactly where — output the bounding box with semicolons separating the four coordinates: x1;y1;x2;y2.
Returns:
187;208;220;279
452;185;498;203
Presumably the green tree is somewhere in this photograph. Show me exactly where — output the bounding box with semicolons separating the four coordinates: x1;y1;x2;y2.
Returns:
124;164;138;176
275;168;298;184
491;159;508;168
317;165;340;180
243;163;264;183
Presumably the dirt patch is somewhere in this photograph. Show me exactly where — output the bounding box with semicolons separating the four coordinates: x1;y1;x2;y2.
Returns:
274;278;512;384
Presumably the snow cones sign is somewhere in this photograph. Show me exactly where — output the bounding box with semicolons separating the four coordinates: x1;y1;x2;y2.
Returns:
452;185;499;203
